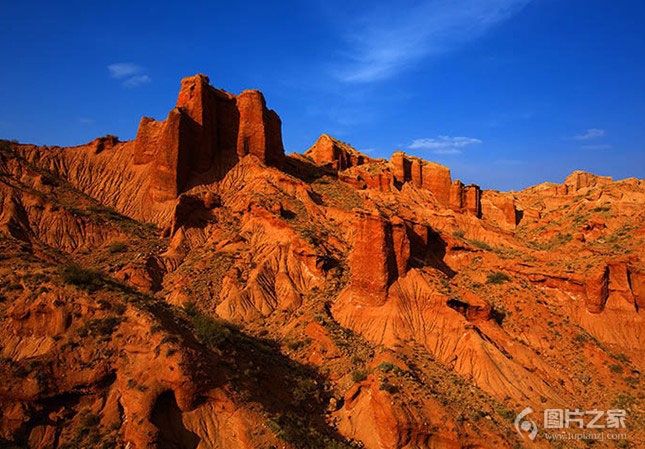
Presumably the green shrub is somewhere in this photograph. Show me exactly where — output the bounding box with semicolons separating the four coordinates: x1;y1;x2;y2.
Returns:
351;368;369;383
377;361;403;375
194;315;231;347
612;393;635;409
78;317;122;337
452;229;465;239
609;364;624;374
498;408;516;422
471;240;493;251
611;353;630;363
378;361;396;373
108;241;128;254
189;310;233;349
486;272;511;284
59;264;103;292
574;333;590;343
379;381;398;394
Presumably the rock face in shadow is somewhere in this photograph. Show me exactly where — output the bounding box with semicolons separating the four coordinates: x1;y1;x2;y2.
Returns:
150;391;200;449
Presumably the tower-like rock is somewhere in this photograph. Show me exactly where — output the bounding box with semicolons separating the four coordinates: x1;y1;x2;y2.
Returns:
134;74;284;202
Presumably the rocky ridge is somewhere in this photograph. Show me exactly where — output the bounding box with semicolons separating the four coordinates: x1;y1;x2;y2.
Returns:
0;74;643;449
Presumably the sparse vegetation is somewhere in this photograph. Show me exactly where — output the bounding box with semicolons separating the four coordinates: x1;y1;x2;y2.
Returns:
59;264;104;292
351;368;369;383
452;229;465;239
184;301;234;349
470;239;494;251
486;271;511;284
77;316;122;338
498;408;516;422
108;241;128;254
609;364;624;374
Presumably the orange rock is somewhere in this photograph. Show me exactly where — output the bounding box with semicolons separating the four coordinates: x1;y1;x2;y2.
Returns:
134;74;285;202
388;152;453;206
305;134;371;170
348;213;398;305
463;184;481;218
481;190;518;228
236;89;284;167
565;170;612;192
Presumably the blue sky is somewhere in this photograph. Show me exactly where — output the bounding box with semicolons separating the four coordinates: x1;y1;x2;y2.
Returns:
1;0;643;190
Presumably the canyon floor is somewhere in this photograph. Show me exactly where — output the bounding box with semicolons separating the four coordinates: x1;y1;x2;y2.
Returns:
0;75;642;449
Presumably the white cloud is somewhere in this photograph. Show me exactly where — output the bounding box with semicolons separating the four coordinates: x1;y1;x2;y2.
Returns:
572;128;605;141
123;74;151;87
108;63;143;79
333;0;532;83
409;135;482;154
108;63;150;87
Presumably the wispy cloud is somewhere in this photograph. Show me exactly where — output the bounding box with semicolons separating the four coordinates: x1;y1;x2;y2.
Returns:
333;0;532;83
107;63;151;87
580;144;612;150
409;135;482;154
123;74;151;87
572;128;605;141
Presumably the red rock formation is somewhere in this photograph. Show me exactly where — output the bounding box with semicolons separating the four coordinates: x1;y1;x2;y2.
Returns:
2;74;644;449
389;151;411;184
236;89;285;166
348;213;398;305
448;180;481;217
389;152;476;212
628;267;644;311
481;190;518;228
565;170;612;192
134;74;284;202
449;180;464;210
304;134;371;170
339;162;394;192
463;184;481;218
585;265;610;313
421;162;452;206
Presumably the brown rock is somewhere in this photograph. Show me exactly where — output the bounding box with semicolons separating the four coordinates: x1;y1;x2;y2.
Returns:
628;267;645;311
449;180;464;210
389;151;411;184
